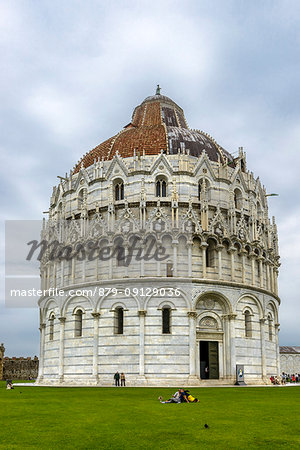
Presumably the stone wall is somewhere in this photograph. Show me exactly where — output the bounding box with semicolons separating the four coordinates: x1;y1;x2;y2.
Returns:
2;355;39;381
0;343;5;380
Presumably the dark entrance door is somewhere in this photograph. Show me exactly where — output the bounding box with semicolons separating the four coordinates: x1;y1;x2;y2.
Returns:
200;341;219;379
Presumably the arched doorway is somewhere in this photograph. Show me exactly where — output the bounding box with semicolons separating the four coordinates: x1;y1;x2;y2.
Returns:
196;315;223;380
199;340;219;379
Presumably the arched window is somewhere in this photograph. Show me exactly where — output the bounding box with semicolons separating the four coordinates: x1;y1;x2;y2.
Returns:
57;203;62;220
162;307;171;334
257;202;262;221
116;244;126;266
257;260;260;278
156;177;167;197
78;189;84;209
241;158;246;172
115;307;124;334
49;314;55;341
268;315;273;341
254;249;260;278
115;180;124;201
206;239;215;268
198;179;210;201
74;309;83;337
234;188;243;210
244;310;252;338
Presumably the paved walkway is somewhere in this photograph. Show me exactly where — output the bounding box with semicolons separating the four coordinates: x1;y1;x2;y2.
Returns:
12;382;300;388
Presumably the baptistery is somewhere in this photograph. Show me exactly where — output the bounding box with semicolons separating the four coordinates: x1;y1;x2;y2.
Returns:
37;87;280;386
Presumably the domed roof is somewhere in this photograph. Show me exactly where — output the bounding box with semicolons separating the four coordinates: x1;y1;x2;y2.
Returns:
73;87;234;173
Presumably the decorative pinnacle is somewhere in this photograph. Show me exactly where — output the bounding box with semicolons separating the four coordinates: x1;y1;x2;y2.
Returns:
156;84;161;95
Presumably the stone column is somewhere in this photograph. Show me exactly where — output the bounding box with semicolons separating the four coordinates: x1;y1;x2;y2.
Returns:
96;255;99;280
266;262;270;291
222;315;229;378
124;243;129;278
275;323;280;376
228;247;236;281
270;264;274;293
172;242;178;277
92;313;100;381
71;258;75;284
219;340;224;379
216;244;224;280
187;311;197;378
241;249;247;284
201;243;208;278
60;260;64;287
260;318;267;380
187;242;192;277
228;314;237;379
47;265;50;289
82;260;86;282
138;310;147;376
109;244;113;279
58;317;66;382
259;257;264;288
250;252;256;286
53;262;56;288
157;242;162;277
38;325;45;381
274;269;279;296
140;243;145;277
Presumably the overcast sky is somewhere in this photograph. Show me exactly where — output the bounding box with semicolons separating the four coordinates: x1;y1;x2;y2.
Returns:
1;0;300;356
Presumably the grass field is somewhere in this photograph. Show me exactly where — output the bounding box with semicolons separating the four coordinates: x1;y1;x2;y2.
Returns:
0;382;299;449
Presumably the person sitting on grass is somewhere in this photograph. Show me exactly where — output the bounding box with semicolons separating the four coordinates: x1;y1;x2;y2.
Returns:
6;380;14;390
179;389;190;403
181;389;199;403
159;389;199;403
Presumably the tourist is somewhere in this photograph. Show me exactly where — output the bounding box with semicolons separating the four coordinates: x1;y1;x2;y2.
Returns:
160;390;181;403
114;371;120;386
179;389;190;403
186;391;199;403
159;395;181;404
120;372;126;387
6;380;14;390
205;366;209;379
292;374;296;383
159;389;199;404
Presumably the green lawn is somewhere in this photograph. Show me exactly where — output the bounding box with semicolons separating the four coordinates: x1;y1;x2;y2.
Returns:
0;382;299;449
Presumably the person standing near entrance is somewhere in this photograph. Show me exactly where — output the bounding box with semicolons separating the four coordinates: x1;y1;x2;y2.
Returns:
205;366;209;379
114;371;120;386
120;372;126;386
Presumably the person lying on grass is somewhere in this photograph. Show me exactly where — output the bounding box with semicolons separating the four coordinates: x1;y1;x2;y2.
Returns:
158;389;181;403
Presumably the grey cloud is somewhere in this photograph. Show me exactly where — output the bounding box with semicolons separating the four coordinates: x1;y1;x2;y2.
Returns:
1;0;300;354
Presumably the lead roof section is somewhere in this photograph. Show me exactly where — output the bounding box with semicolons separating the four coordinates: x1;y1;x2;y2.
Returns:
73;93;235;173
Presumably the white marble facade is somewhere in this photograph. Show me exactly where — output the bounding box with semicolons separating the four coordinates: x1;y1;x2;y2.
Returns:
37;96;280;386
280;348;300;375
